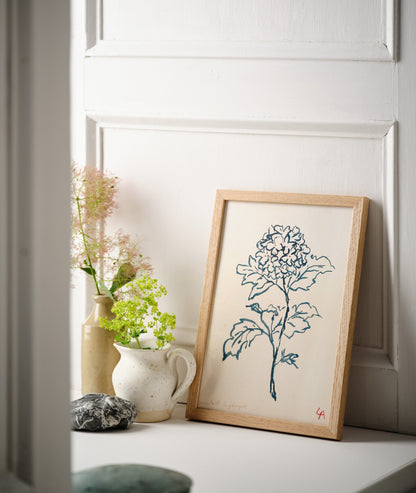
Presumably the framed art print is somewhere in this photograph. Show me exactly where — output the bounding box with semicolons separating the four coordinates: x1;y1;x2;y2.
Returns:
186;190;369;440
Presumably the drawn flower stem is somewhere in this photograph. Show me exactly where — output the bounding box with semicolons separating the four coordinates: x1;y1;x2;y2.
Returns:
269;350;278;400
269;279;290;400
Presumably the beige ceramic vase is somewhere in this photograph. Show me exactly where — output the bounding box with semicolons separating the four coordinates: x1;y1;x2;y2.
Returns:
81;295;120;395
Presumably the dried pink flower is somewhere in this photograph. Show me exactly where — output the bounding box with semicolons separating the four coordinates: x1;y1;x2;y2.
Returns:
71;164;152;296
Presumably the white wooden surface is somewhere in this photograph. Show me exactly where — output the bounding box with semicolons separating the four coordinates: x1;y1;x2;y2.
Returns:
71;404;416;493
72;0;416;434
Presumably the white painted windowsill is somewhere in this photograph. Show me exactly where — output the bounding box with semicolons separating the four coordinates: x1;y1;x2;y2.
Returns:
71;404;416;493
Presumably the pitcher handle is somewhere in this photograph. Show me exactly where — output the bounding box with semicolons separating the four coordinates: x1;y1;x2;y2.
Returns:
167;348;196;411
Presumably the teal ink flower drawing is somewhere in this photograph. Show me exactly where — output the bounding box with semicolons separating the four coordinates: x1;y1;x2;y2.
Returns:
223;225;335;401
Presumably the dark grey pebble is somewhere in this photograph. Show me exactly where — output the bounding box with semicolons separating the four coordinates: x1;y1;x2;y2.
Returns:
71;393;137;431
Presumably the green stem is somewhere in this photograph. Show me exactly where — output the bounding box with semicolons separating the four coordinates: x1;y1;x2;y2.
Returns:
134;336;141;349
76;196;101;295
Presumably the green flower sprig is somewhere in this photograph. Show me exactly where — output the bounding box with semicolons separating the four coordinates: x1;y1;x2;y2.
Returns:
100;275;176;349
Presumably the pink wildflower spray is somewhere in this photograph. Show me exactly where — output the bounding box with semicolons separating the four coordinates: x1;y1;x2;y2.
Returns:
71;164;152;297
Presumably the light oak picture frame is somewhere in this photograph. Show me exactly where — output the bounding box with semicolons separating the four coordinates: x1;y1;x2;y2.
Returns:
186;190;369;440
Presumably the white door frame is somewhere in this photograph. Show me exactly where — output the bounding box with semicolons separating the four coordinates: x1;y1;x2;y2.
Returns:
397;0;416;434
0;0;9;478
0;1;71;491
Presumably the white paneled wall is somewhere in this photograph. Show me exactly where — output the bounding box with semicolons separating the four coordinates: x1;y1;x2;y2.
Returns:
71;0;416;434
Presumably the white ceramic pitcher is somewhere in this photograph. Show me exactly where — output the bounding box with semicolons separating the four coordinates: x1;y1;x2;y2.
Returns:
112;342;196;422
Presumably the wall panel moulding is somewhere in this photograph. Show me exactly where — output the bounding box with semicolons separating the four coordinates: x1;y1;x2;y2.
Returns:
86;114;398;374
85;0;398;62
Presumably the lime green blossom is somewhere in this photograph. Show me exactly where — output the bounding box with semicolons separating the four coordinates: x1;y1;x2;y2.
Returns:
100;275;176;349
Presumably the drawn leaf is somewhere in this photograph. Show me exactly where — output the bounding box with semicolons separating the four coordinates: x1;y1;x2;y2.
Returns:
236;255;258;277
280;349;299;368
261;305;285;334
285;316;310;338
223;319;263;361
292;302;320;320
289;255;335;292
246;303;285;334
236;256;274;299
284;302;320;339
246;302;263;315
242;272;268;288
248;280;274;300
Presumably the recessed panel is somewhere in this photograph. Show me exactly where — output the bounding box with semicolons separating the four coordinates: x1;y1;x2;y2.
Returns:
84;57;395;122
102;127;383;349
102;0;383;45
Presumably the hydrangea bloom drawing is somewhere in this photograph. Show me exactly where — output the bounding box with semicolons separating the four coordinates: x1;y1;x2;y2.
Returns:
223;225;335;401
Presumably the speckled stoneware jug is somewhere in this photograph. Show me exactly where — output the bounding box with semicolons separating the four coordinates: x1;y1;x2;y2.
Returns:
81;295;120;395
112;342;196;422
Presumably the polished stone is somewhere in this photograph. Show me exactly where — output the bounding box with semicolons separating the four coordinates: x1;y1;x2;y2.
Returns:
72;464;192;493
71;393;137;431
